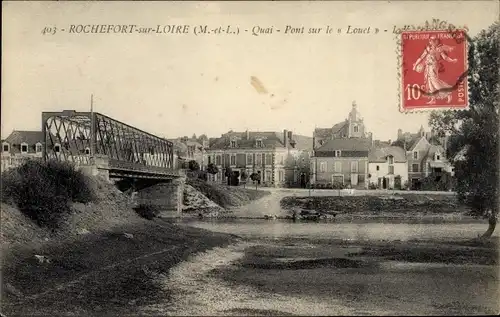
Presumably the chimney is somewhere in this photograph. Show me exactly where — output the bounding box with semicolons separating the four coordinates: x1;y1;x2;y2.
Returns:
287;131;293;142
283;129;288;146
246;130;250;140
398;129;403;140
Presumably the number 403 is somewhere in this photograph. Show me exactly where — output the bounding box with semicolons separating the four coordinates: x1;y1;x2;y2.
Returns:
405;84;425;100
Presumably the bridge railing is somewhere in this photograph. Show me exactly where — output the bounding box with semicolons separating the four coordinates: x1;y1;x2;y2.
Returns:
42;110;176;176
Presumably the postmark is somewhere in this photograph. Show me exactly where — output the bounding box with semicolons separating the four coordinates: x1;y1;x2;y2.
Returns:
396;20;469;112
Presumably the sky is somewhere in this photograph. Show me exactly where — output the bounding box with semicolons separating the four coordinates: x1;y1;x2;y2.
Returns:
2;1;499;141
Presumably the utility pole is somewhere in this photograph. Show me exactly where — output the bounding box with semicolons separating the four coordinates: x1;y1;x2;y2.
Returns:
90;94;95;162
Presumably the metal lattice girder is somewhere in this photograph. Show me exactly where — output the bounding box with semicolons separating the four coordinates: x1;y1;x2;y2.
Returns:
42;110;175;175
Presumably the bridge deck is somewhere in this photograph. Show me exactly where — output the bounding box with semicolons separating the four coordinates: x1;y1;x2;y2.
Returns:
108;159;179;179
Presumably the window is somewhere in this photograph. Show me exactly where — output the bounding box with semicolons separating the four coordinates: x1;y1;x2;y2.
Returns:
85;147;91;155
247;154;253;165
230;140;237;148
350;161;358;173
388;155;394;165
265;154;272;165
54;144;61;153
256;140;263;148
36;143;42;153
21;143;28;153
255;153;262;165
216;155;222;165
334;161;342;173
279;170;284;182
353;125;359;133
280;155;284;165
265;170;272;182
335;150;342;157
208;156;212;164
435;153;441;161
412;163;419;172
413;151;418;159
376;165;380;171
389;166;394;174
230;155;236;166
3;144;9;152
319;161;327;173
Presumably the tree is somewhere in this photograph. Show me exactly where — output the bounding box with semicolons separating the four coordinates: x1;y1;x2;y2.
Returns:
428;23;499;238
391;139;406;149
241;170;248;188
188;160;200;171
206;163;218;181
225;167;233;186
250;172;260;191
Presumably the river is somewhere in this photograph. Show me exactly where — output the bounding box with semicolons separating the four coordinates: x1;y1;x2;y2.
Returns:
181;218;497;241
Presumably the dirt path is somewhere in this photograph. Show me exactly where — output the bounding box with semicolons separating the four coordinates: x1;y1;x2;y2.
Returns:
146;237;499;316
140;241;396;316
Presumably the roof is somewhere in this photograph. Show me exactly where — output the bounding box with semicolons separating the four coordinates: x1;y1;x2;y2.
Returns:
314;121;347;138
4;131;44;145
368;146;407;163
316;138;372;152
427;144;445;157
208;131;312;151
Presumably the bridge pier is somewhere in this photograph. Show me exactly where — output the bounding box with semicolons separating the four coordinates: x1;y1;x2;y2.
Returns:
77;154;110;182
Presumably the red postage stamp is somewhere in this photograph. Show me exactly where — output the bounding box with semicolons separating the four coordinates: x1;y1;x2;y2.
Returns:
400;29;468;111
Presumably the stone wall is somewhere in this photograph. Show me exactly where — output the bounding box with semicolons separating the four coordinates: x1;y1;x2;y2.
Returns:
135;175;186;214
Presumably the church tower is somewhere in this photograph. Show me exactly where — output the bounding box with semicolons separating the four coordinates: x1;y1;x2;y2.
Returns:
347;101;365;138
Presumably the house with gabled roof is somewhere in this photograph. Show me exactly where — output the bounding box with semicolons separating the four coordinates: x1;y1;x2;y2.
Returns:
313;101;373;147
167;136;207;170
393;126;454;189
311;137;371;188
2;130;45;171
368;146;408;189
205;129;313;187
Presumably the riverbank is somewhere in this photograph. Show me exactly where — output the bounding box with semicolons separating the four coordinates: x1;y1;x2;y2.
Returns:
1;168;250;315
155;235;499;316
1;218;238;316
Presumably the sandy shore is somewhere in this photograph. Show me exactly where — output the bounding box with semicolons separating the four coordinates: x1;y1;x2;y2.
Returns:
144;236;499;316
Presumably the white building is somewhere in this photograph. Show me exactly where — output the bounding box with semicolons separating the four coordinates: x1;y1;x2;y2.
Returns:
368;146;408;189
1;131;44;172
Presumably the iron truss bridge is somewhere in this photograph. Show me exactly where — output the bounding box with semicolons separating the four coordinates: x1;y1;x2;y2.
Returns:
42;110;178;179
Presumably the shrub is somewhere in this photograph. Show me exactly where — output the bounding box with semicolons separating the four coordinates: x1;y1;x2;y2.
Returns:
134;203;161;220
1;159;95;229
369;183;378;190
188;160;200;171
197;170;208;181
206;163;219;176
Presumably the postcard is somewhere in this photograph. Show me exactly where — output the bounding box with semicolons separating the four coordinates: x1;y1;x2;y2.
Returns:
1;1;499;316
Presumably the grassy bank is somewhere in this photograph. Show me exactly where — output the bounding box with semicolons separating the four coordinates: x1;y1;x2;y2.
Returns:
280;194;468;216
1;161;238;315
1;160;140;248
2;219;237;316
186;178;270;209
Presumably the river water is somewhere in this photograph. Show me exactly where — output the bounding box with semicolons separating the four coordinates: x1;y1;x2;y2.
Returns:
181;218;496;241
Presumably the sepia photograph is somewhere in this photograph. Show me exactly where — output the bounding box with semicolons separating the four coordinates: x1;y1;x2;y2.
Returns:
1;1;499;316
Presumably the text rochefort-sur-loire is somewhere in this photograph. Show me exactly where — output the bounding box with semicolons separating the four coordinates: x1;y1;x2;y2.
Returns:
69;24;191;34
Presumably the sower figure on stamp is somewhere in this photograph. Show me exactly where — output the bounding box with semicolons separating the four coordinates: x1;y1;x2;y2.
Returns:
412;35;458;104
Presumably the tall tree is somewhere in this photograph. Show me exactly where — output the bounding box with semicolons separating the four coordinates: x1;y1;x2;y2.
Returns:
429;23;499;238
